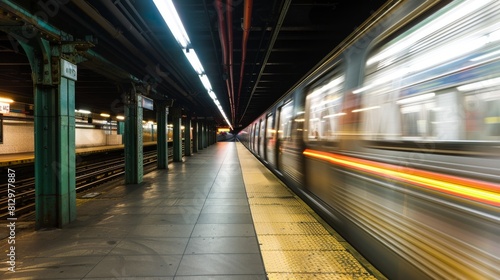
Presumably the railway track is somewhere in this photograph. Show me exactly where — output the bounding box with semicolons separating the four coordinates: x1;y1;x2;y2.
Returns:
0;147;169;220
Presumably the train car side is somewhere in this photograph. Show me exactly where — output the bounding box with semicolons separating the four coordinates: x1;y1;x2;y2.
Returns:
239;1;500;279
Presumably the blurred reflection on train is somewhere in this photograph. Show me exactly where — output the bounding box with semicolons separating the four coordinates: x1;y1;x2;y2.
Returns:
238;0;500;279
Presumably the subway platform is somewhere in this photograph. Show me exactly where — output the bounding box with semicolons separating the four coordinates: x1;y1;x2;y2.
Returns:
0;142;383;279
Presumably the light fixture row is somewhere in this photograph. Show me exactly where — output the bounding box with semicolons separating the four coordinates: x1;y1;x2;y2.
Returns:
153;0;233;130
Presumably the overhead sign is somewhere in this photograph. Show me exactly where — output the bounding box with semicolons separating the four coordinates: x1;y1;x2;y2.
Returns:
0;102;9;114
61;59;77;81
142;95;154;110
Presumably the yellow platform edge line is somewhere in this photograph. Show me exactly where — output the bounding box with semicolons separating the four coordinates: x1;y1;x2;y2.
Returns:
235;142;387;280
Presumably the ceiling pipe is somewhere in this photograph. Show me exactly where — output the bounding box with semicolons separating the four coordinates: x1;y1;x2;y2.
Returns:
104;1;194;95
215;0;235;123
226;0;235;122
71;0;197;104
240;0;291;124
236;0;252;119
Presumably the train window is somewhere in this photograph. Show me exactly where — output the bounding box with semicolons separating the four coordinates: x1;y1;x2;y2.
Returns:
251;123;257;151
0;114;3;144
304;71;345;143
359;0;500;142
259;118;265;156
265;114;275;165
278;101;294;142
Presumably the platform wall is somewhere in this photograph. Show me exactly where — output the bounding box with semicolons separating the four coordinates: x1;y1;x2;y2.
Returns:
0;122;125;154
0;121;34;154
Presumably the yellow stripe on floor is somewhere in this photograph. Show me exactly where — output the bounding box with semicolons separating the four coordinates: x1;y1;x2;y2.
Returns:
236;143;385;280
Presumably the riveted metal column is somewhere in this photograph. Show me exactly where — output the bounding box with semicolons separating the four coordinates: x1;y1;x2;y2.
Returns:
125;91;143;184
209;123;214;145
205;123;210;146
213;124;217;144
24;36;78;228
156;102;168;169
184;115;192;156
192;119;198;153
172;107;182;162
198;120;204;150
203;121;208;148
212;124;217;144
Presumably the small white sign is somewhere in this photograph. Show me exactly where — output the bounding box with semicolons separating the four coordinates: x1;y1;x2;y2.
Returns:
142;95;154;110
61;59;77;81
0;102;9;114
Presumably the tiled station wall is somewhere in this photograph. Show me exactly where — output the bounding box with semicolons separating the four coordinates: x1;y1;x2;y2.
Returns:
0;122;124;154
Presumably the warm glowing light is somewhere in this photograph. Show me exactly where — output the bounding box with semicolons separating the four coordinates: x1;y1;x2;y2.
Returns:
352;106;380;113
0;97;14;103
100;113;110;118
303;149;500;207
116;116;125;120
323;113;346;118
76;109;91;114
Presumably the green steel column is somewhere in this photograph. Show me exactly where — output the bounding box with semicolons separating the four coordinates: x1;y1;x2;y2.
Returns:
156;102;168;169
213;124;217;144
198;120;204;150
212;125;217;144
33;59;77;229
125;91;143;184
203;122;208;148
172;107;182;162
184;116;192;156
192;120;198;153
209;123;214;145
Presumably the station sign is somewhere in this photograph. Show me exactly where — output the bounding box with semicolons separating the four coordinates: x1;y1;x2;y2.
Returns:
0;103;9;114
142;95;154;110
61;59;77;81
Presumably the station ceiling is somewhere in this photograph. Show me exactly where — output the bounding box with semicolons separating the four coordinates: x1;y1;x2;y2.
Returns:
0;0;388;130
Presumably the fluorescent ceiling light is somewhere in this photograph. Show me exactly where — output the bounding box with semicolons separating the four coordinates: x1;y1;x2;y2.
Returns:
100;113;110;117
199;74;213;92
184;49;204;75
153;0;233;130
153;0;190;48
116;115;125;120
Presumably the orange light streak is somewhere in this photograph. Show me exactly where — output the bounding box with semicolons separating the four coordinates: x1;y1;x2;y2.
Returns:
303;149;500;207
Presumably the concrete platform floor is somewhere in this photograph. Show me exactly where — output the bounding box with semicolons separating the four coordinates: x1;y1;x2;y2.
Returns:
0;142;383;279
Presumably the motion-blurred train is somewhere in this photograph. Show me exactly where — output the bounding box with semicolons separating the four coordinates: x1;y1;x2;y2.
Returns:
238;0;500;279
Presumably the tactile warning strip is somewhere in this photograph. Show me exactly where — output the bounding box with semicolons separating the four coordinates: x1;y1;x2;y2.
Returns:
258;235;346;251
263;250;374;273
236;143;384;280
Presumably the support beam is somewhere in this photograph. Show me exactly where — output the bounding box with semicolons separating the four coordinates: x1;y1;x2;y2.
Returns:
198;120;204;150
203;122;208;148
192;119;198;153
184;115;192;156
18;36;78;229
172;107;183;162
156;102;168;169
125;90;143;184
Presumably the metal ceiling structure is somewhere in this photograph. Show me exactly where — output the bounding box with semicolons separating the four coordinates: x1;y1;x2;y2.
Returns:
0;0;389;130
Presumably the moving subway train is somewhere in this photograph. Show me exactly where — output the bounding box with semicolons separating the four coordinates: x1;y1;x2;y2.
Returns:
238;0;500;279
